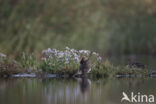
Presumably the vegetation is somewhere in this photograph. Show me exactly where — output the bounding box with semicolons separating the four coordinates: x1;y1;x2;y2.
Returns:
0;48;151;78
0;55;24;77
0;0;156;55
17;52;37;72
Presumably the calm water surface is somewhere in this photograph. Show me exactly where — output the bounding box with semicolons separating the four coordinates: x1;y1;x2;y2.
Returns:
0;78;156;104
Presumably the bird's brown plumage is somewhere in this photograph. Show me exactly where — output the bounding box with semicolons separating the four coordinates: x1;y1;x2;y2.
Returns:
79;57;91;74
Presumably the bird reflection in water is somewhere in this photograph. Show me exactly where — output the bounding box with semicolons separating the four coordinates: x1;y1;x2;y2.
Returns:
76;78;91;101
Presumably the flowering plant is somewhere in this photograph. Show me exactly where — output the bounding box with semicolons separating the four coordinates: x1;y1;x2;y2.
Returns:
40;47;102;73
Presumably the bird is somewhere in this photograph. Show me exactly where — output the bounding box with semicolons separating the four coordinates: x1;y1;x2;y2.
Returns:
121;92;131;102
127;60;146;69
80;57;91;74
76;56;91;75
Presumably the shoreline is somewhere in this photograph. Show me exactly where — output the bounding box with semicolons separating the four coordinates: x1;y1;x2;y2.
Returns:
0;72;155;78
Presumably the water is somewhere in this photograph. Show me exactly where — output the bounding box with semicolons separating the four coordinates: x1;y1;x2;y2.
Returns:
0;78;156;104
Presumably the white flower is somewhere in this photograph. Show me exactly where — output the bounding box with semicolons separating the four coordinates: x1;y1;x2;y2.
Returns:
93;52;98;56
28;67;33;72
41;57;47;61
48;55;53;59
0;53;6;58
65;47;70;50
41;47;102;67
42;48;53;56
51;49;58;54
71;48;77;53
97;56;102;61
57;52;64;58
79;50;90;55
48;48;52;53
65;61;69;64
74;57;80;62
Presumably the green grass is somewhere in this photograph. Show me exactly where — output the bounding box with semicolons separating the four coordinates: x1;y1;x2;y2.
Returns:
17;52;37;72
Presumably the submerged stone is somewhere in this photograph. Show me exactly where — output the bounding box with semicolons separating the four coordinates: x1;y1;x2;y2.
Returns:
12;73;36;78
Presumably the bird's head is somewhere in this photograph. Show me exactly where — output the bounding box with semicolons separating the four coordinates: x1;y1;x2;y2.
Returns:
80;56;89;64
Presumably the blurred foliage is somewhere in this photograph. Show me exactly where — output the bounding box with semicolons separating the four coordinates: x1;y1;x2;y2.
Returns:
0;0;156;55
0;56;24;77
17;52;37;72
